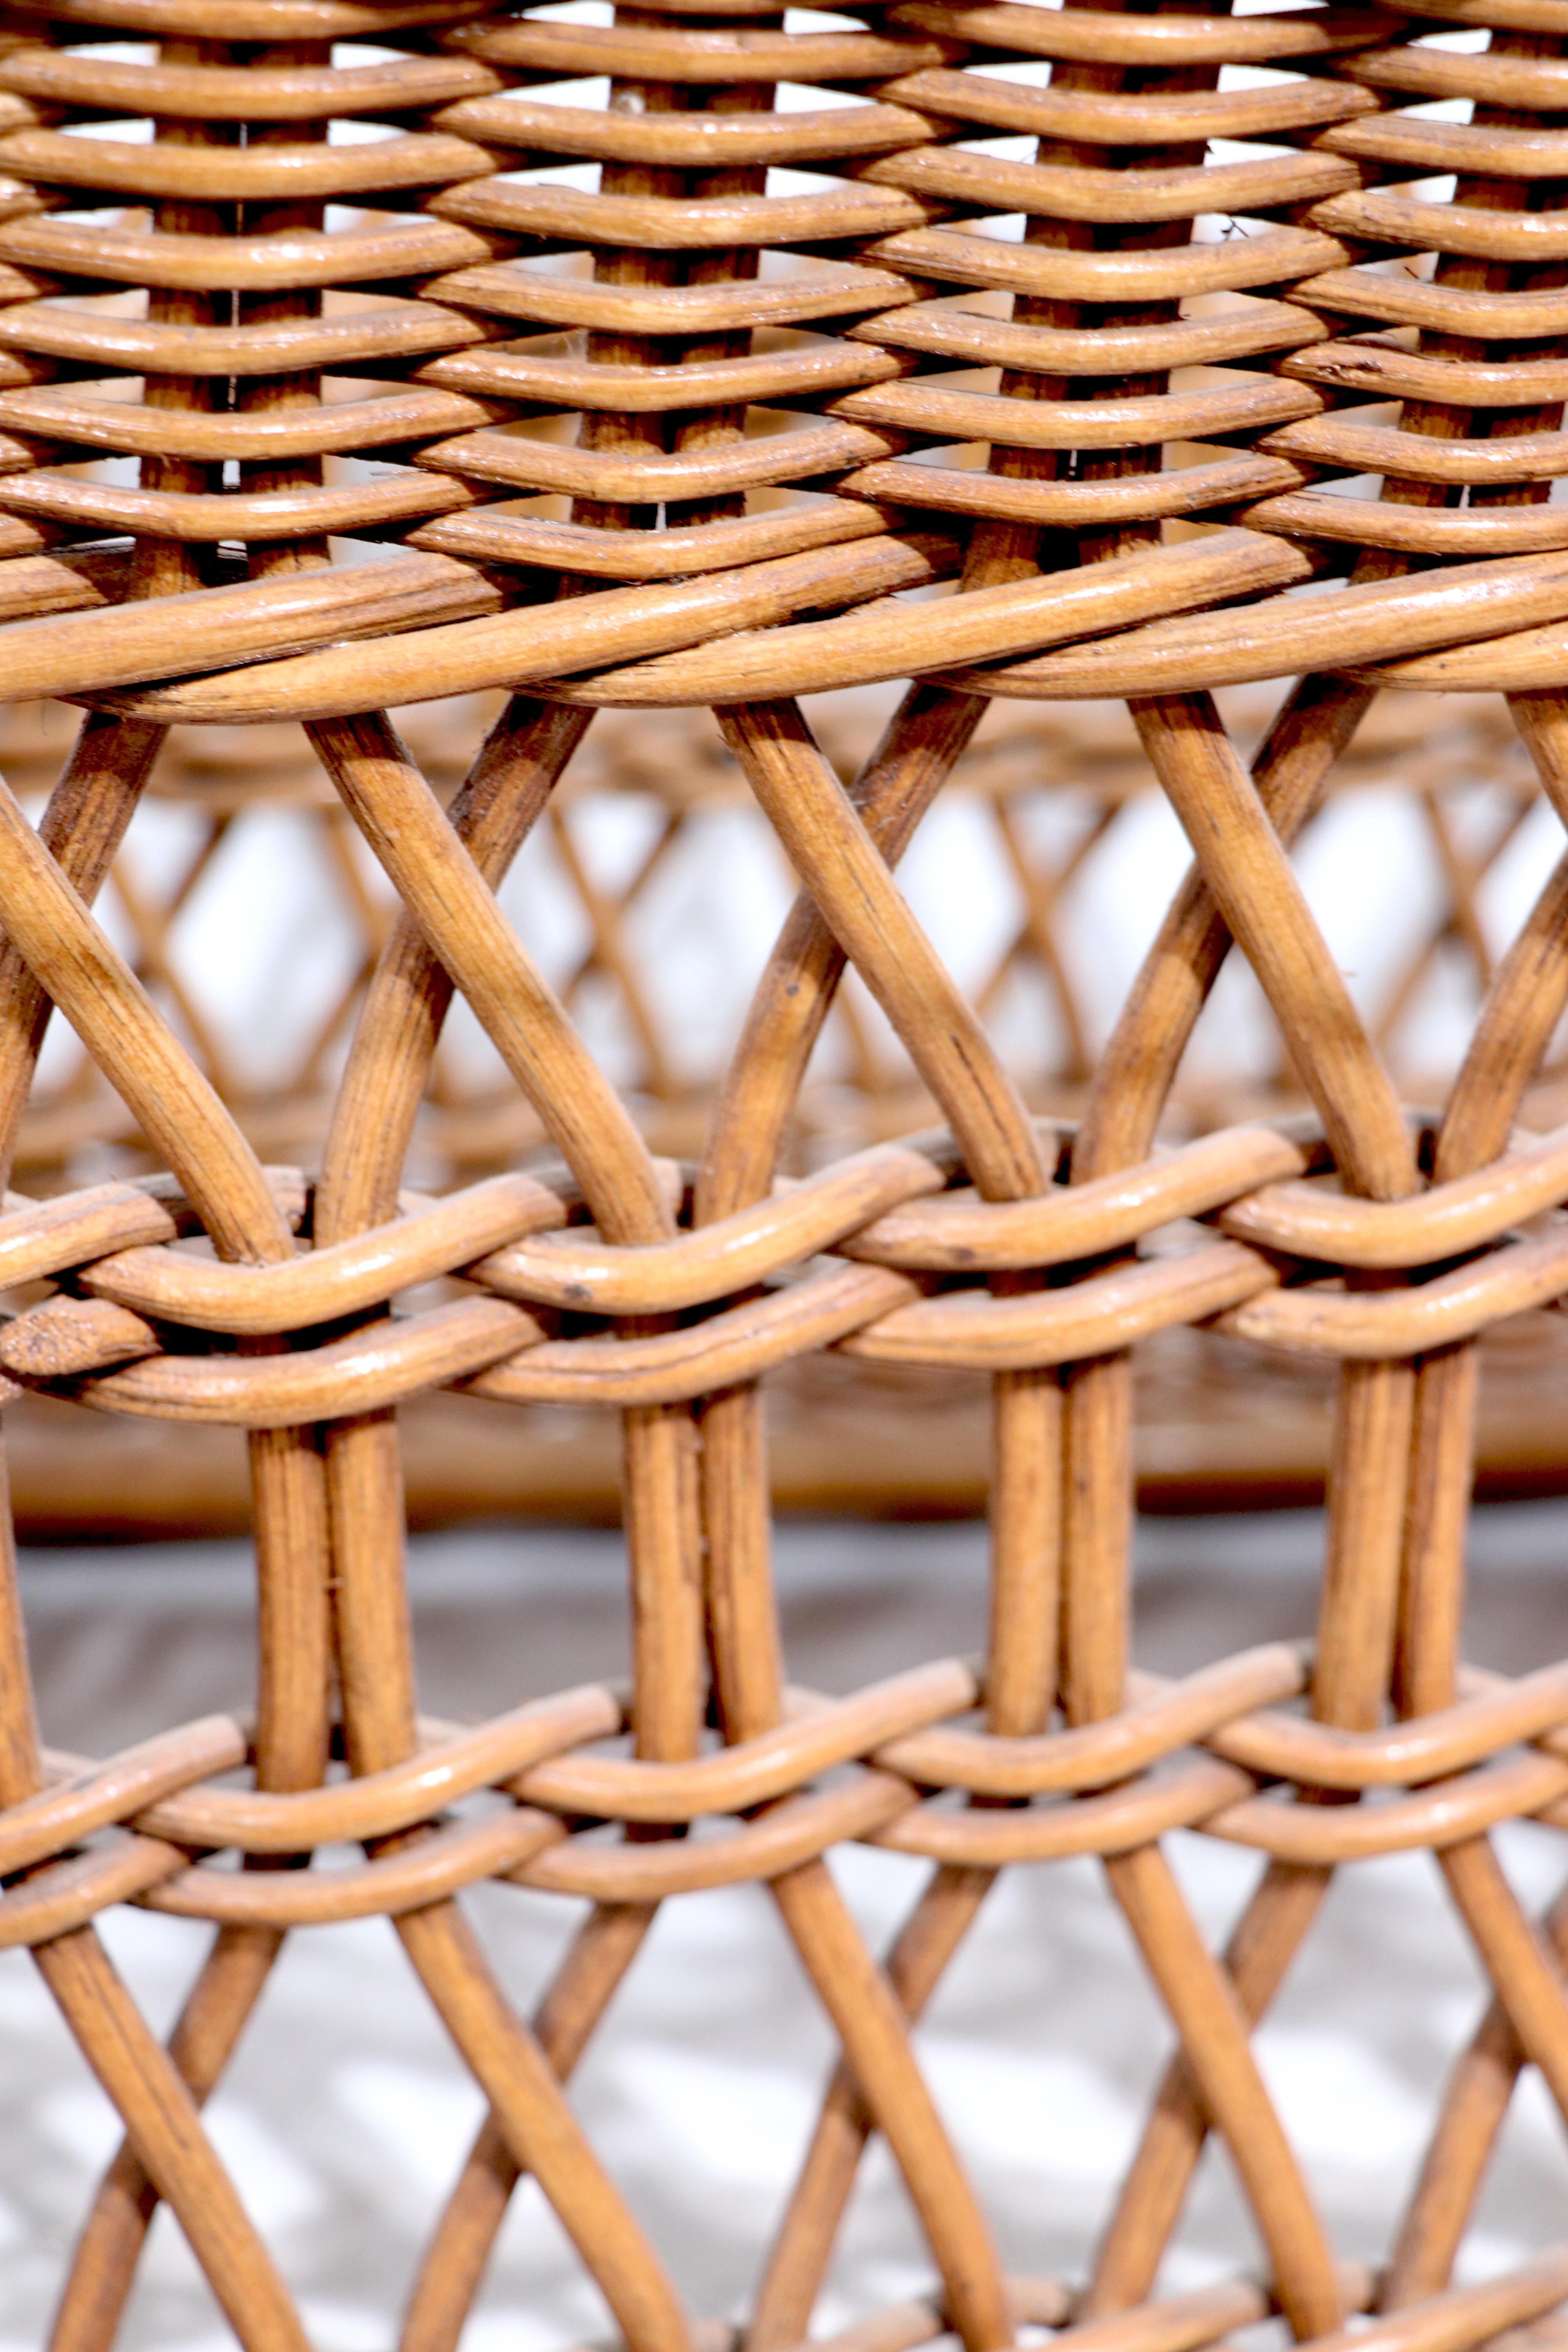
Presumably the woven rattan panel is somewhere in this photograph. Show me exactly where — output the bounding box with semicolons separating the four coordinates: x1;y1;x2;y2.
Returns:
4;690;1568;1531
2;0;1568;2349
0;691;1550;1181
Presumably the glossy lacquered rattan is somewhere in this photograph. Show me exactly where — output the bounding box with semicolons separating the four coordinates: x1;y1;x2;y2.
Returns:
2;2;1568;2351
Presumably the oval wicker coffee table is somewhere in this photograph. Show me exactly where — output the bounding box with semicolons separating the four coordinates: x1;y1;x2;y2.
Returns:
0;0;1567;2349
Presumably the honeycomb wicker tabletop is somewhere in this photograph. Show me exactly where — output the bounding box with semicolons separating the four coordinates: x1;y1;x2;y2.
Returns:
2;0;1568;2350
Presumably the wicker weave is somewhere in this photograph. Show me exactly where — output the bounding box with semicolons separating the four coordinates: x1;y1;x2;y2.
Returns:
0;690;1551;1182
1;2;1568;2350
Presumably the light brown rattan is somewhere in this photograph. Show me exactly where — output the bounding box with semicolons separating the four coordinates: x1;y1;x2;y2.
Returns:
0;690;1548;1185
4;692;1562;1534
0;1;1566;2350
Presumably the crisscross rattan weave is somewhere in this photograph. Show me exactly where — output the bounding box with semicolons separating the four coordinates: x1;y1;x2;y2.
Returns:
2;0;1568;2349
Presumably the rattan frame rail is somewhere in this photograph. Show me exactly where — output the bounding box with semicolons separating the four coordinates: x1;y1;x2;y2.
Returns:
1;0;1568;2347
